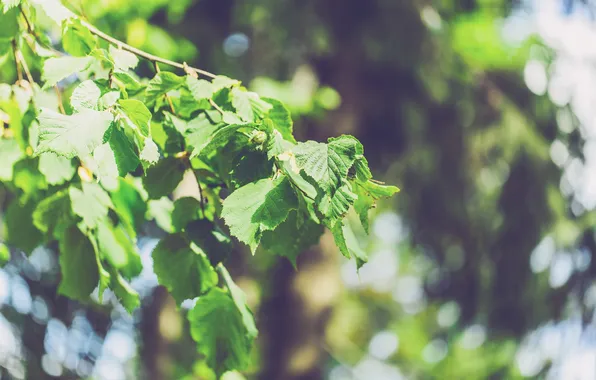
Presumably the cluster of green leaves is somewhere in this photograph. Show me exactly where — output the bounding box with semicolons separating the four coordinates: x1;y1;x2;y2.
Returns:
0;0;398;376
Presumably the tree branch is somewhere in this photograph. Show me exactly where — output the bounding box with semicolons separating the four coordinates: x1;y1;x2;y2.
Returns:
78;19;217;79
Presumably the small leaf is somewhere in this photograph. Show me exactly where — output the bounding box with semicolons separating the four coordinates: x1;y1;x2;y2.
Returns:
142;157;186;199
38;153;76;185
231;88;272;122
110;177;147;239
5;199;43;254
69;182;113;229
188;288;254;376
331;219;368;268
262;97;296;143
152;233;218;304
222;177;298;253
113;71;145;96
109;267;140;313
187;76;215;100
190;123;256;160
109;128;140;175
145;71;185;104
171;197;202;231
212;75;240;92
147;197;174;232
37;108;114;159
109;45;139;71
57;225;100;301
33;190;74;239
0;138;23;181
70;80;102;111
118;99;151;137
2;0;20;13
96;221;142;279
42;56;93;88
140;137;160;165
62;18;96;56
261;211;323;267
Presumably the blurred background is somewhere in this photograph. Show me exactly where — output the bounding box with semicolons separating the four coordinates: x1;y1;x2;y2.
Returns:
3;0;596;378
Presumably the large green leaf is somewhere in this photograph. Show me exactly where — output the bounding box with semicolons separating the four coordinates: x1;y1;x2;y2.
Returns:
0;7;18;38
188;288;255;376
231;88;272;122
42;56;93;88
331;219;368;268
171;197;202;231
261;211;323;267
186;219;233;266
33;190;75;239
152;233;218;304
57;226;100;301
221;176;298;253
5;199;43;254
109;45;138;71
262;97;295;143
61;18;96;56
110;177;147;239
145;71;185;105
96;220;142;279
38;153;76;185
190;123;256;159
70;80;102;111
0;138;23;181
142;157;186;199
186;76;215;101
36;108;114;158
109;128;140;175
118;99;151;137
69;182;114;229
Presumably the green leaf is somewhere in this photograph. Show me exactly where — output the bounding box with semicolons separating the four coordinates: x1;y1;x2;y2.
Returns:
0;7;18;38
221;177;298;253
152;233;218;303
140;137;160;165
261;211;323;267
38;153;76;185
57;225;100;301
62;18;96;56
190;123;256;160
109;128;140;175
42;56;93;88
231;88;272;122
229;150;274;189
186;219;232;266
262;97;296;143
331;219;368;268
33;190;74;239
99;91;121;109
70;80;102;111
69;182;113;229
0;243;9;267
113;71;145;96
293;136;361;194
319;180;357;225
5;199;43;254
108;267;140;313
91;143;119;186
36;108;114;158
188;288;254;376
145;71;185;104
218;265;258;340
0;138;23;181
96;221;142;278
142;157;186;199
212;76;240;92
13;158;48;195
147;197;174;232
353;180;399;233
1;0;20;13
118;99;151;137
109;45;139;71
110;177;147;239
171;197;202;231
187;76;215;101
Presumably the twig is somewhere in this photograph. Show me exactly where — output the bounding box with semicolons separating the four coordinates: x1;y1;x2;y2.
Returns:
11;40;23;83
78;19;217;79
54;86;66;114
197;181;206;216
209;99;225;116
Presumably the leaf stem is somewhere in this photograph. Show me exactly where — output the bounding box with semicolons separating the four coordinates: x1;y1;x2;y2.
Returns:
78;19;217;79
209;99;225;116
54;86;66;114
216;264;234;292
11;40;23;83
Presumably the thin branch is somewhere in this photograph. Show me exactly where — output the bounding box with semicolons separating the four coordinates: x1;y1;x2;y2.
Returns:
54;86;66;114
11;40;23;83
209;99;225;115
78;19;217;79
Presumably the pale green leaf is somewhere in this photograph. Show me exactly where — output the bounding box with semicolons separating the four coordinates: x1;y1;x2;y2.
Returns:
187;76;215;100
212;75;240;92
109;267;140;313
38;153;76;185
147;197;174;232
221;177;298;253
96;221;142;279
69;182;113;229
109;45;139;71
188;288;254;376
70;80;102;111
99;91;121;109
145;71;184;104
33;190;74;239
36;108;114;158
262;97;296;143
152;233;218;304
331;219;367;268
0;138;23;181
31;0;74;25
118;99;151;137
42;56;93;88
231;88;271;122
13;158;48;195
2;0;20;13
62;18;96;56
140;137;159;165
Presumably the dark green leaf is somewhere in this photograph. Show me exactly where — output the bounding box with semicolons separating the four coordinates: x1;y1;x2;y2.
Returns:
152;233;218;303
96;220;142;279
171;197;202;231
57;225;100;301
33;190;75;239
142;157;186;199
6;199;43;254
186;219;232;266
